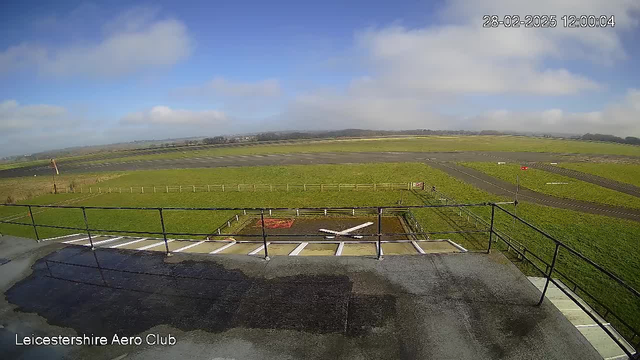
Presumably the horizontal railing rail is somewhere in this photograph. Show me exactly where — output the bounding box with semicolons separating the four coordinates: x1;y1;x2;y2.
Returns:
0;199;637;357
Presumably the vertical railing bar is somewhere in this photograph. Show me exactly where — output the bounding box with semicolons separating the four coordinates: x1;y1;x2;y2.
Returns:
260;210;269;260
377;207;383;260
159;208;170;255
487;204;495;253
538;243;560;306
27;205;40;241
82;207;94;249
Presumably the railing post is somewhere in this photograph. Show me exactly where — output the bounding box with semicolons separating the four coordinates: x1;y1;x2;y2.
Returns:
377;207;383;260
487;204;495;253
538;243;560;306
260;210;270;260
27;205;40;242
158;208;170;256
81;207;94;249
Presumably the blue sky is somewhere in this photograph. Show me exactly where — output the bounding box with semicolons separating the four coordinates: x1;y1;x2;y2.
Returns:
1;0;639;156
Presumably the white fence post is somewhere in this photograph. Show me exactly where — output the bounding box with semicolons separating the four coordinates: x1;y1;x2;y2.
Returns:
142;187;144;194
166;186;169;193
193;185;196;193
130;187;133;193
207;185;210;192
154;186;156;193
235;215;239;221
269;209;272;216
296;209;299;216
324;209;327;216
222;185;225;192
304;184;306;191
179;186;182;193
243;209;246;215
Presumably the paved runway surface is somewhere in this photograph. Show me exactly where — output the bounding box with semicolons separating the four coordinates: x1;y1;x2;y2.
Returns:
2;151;639;221
1;237;602;360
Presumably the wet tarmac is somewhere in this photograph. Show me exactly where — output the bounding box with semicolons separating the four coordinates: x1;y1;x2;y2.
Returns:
2;238;603;359
6;247;393;337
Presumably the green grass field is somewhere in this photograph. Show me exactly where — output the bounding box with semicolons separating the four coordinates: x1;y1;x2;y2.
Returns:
81;136;640;164
559;162;640;187
6;135;635;170
1;162;638;340
460;162;640;209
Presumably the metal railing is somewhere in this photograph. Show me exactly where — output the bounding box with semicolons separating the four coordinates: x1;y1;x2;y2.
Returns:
0;201;638;357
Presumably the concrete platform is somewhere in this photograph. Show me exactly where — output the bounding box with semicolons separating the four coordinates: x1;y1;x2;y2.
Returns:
0;235;602;360
529;277;635;359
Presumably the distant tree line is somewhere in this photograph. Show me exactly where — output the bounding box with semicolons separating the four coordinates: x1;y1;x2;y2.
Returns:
580;133;640;145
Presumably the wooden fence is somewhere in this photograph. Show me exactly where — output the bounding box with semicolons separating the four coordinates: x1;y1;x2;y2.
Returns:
72;182;425;194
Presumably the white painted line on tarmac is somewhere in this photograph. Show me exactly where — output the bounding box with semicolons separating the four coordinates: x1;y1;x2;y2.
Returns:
336;242;344;256
447;240;468;252
137;239;174;251
41;233;82;242
248;242;270;255
173;241;205;253
63;237;90;244
412;241;426;254
90;236;123;246
289;242;308;256
210;241;236;254
111;238;147;248
575;323;610;328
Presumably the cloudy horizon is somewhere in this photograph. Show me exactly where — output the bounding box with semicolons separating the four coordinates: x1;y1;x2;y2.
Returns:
1;0;639;157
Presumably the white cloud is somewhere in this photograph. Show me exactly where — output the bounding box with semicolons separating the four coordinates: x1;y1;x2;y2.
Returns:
0;100;69;133
120;106;227;126
0;7;192;77
460;89;640;136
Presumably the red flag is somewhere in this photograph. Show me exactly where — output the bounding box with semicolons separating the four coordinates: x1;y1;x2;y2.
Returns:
520;166;528;170
49;159;59;175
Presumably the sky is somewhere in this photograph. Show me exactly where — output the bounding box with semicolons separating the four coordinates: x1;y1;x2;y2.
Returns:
1;0;639;156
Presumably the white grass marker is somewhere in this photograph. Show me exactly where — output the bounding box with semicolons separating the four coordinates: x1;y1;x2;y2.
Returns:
545;182;569;185
335;242;344;256
88;236;123;247
173;241;205;253
137;239;174;251
289;242;308;256
110;238;147;248
248;242;270;255
62;237;90;244
41;233;82;242
411;241;426;254
210;241;236;254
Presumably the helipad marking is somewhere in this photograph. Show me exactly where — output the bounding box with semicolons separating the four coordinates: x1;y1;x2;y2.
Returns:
412;241;426;254
63;237;90;244
447;240;468;252
42;233;82;242
336;242;344;256
248;242;270;255
111;238;147;248
173;240;205;253
289;242;308;256
137;239;174;251
88;236;123;246
210;241;236;254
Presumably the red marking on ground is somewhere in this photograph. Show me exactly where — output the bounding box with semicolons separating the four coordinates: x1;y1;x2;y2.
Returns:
255;218;295;229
